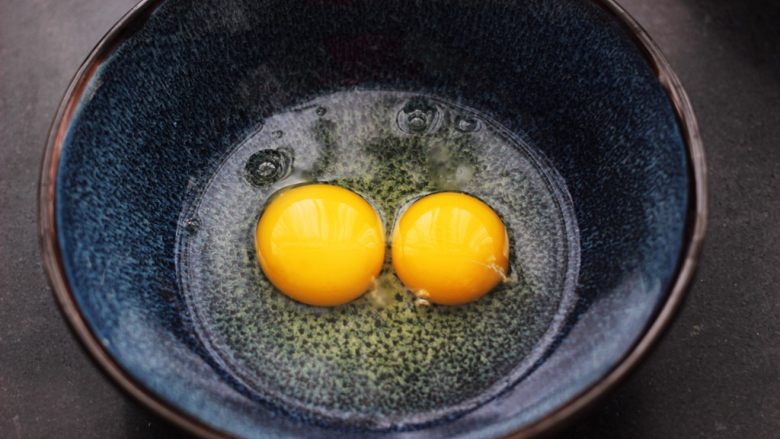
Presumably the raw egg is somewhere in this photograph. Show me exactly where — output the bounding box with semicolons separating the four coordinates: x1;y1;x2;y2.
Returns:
255;184;385;306
391;192;509;305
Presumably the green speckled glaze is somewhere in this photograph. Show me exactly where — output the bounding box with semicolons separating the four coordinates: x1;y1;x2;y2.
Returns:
176;90;579;429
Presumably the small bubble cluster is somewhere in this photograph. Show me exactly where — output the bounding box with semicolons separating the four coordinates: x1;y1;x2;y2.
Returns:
244;147;294;187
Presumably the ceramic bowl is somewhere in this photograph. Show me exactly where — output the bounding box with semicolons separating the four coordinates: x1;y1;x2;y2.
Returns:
40;0;706;438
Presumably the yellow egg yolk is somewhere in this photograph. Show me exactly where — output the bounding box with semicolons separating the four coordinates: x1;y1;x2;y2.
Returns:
391;192;509;305
255;184;385;307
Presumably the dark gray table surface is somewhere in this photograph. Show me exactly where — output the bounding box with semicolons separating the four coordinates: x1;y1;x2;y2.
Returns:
1;0;778;438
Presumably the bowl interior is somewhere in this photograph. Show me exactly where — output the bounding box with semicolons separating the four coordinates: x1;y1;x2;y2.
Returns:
52;0;691;437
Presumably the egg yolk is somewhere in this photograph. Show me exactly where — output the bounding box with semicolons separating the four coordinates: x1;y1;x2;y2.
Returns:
255;184;385;307
391;192;509;305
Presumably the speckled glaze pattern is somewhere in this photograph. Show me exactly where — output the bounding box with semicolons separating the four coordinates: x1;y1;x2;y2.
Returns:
52;0;690;438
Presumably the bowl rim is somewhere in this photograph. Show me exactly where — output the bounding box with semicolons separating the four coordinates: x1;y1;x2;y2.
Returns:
38;0;707;438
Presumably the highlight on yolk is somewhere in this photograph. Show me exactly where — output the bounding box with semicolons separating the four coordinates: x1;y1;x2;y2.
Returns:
391;192;509;305
255;184;385;307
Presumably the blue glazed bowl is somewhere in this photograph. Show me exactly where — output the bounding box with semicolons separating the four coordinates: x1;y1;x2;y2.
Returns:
40;0;706;438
